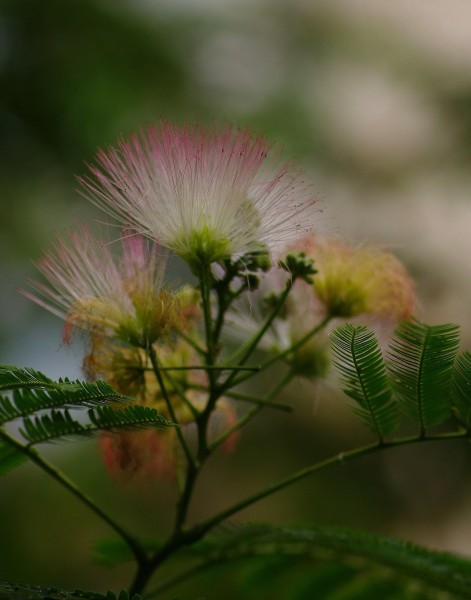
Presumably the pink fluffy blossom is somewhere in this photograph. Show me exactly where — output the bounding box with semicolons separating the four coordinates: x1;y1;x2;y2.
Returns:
22;224;179;346
80;122;319;268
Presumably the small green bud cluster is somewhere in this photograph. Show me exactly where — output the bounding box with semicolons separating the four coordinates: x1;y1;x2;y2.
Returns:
279;252;317;284
214;249;271;296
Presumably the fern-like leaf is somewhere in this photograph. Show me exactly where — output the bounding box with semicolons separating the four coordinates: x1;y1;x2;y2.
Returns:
0;365;54;391
176;523;471;599
331;324;398;440
88;405;173;431
20;410;88;444
388;319;460;432
19;406;174;445
452;351;471;429
0;380;129;425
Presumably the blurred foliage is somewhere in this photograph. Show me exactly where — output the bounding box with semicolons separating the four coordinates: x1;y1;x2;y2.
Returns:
92;523;471;598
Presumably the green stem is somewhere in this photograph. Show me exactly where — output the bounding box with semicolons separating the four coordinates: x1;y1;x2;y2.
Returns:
158;365;260;372
192;429;469;540
223;390;292;412
199;265;215;368
174;462;199;532
157;366;200;420
222;283;294;392
0;429;147;565
131;427;469;595
185;383;292;412
195;265;226;457
130;266;224;595
147;344;196;469
227;316;331;390
267;316;332;369
119;365;260;373
213;287;229;345
209;373;295;452
177;329;207;358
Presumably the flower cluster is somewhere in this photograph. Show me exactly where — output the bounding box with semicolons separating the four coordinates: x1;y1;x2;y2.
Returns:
304;236;416;320
227;234;415;381
23;120;417;481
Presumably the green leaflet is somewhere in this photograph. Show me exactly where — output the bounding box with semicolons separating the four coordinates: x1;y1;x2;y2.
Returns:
331;321;466;437
161;523;471;599
0;364;175;476
0;366;54;391
88;404;174;431
331;324;398;440
19;405;175;446
388;320;460;432
0;375;130;425
452;351;471;428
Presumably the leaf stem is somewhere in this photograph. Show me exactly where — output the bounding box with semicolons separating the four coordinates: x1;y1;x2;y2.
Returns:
223;390;293;412
176;328;207;358
0;429;147;565
191;429;469;539
209;372;295;452
130;427;470;595
157;365;260;372
226;316;332;390
147;344;196;469
221;282;294;392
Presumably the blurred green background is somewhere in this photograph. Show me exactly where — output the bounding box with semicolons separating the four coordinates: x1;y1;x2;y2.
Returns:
2;0;471;597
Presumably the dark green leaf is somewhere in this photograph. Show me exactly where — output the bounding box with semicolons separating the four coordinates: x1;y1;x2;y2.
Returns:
0;380;129;425
388;320;460;431
20;410;88;444
19;405;174;445
331;324;398;439
0;366;53;391
87;405;174;432
175;523;471;599
452;351;471;428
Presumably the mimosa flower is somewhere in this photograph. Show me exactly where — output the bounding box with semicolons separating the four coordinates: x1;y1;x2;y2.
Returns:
298;236;416;320
22;224;181;347
79;121;319;269
92;339;237;481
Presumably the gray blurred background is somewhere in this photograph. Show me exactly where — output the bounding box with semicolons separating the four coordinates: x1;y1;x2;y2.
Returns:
1;0;471;597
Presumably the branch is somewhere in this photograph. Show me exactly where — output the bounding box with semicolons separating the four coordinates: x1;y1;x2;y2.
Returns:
147;345;196;469
192;429;469;539
224;316;331;390
0;428;147;565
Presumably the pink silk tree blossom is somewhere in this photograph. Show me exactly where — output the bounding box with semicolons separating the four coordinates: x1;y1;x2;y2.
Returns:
22;224;180;347
79;121;320;268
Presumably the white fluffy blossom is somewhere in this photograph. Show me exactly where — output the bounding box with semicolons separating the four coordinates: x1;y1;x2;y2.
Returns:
80;121;319;268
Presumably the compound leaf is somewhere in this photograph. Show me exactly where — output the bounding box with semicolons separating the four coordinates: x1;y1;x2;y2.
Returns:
452;351;471;428
388;320;460;432
331;324;398;440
